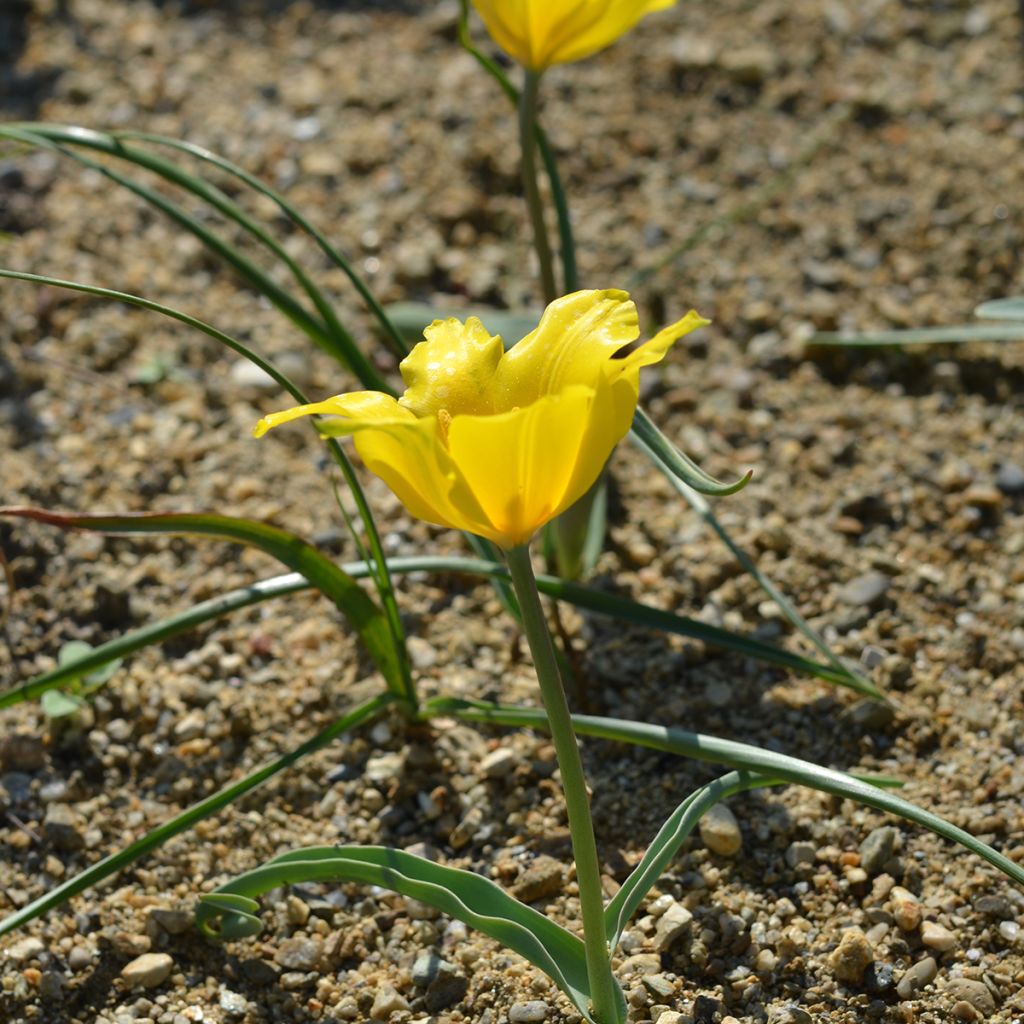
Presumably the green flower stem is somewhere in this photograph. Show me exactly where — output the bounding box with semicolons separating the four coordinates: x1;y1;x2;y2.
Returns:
519;70;558;304
505;545;620;1024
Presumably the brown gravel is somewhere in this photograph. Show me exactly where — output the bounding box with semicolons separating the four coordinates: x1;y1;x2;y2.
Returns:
2;1;1024;1023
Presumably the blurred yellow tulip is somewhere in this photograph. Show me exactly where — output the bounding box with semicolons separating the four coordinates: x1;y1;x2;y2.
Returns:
254;290;706;549
471;0;676;71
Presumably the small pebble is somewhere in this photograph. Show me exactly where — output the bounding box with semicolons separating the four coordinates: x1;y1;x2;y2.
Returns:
890;886;922;931
121;953;174;989
785;841;816;869
480;747;519;779
370;984;409;1020
219;990;248;1018
509;1000;549;1022
828;927;874;984
5;937;45;964
652;902;693;952
68;945;94;972
767;1007;813;1024
274;937;322;971
699;803;742;857
943;977;996;1014
838;571;891;607
285;895;310;926
920;920;957;952
859;826;897;875
896;956;937;1000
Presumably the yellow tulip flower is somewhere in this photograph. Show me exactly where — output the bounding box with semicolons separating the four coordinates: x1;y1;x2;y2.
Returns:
471;0;677;71
254;290;706;549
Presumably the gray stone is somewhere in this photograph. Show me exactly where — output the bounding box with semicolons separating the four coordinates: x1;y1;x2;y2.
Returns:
859;826;898;875
512;855;564;902
896;956;937;1000
785;841;817;869
480;747;519;779
943;977;995;1014
767;1007;813;1024
148;907;192;936
68;945;94;972
43;803;86;852
509;1001;549;1023
121;952;174;989
273;936;322;971
996;462;1024;496
219;990;248;1018
411;951;446;986
370;984;409;1020
39;970;65;1001
838;571;891;607
652;902;693;952
424;961;468;1012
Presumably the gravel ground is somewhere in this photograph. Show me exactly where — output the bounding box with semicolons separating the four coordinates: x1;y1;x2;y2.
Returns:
2;1;1024;1023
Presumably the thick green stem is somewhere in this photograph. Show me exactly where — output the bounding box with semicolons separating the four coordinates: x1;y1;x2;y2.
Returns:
505;545;621;1024
519;71;558;304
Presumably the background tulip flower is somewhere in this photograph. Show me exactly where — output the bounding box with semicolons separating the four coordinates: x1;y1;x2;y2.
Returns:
471;0;677;71
255;289;706;550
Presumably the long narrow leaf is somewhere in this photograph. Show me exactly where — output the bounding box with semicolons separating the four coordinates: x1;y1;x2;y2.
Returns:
0;125;389;391
638;444;876;696
1;545;867;712
811;325;1024;345
606;771;778;948
9;124;377;385
431;699;1024;890
197;844;606;1022
114;128;409;360
974;296;1024;321
0;269;413;706
0;507;406;701
0;693;393;937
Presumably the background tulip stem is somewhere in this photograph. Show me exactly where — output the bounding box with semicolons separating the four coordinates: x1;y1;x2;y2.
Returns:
519;71;559;304
505;544;623;1024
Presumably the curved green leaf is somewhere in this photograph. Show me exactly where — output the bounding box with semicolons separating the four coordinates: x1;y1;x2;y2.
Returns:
197;844;609;1022
0;693;393;937
631;407;752;497
431;699;1024;891
605;771;779;949
0;507;405;701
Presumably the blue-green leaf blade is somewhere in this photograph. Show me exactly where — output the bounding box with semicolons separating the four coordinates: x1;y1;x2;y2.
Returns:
197;845;603;1021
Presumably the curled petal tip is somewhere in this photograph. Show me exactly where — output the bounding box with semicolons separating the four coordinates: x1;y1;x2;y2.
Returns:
252;419;271;439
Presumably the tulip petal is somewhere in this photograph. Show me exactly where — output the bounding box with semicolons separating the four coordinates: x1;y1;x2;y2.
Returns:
495;289;639;406
447;384;604;548
472;0;676;70
616;309;710;379
253;392;412;438
399;317;503;418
